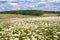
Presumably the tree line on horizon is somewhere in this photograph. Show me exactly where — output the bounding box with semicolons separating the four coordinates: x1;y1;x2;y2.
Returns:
0;10;60;16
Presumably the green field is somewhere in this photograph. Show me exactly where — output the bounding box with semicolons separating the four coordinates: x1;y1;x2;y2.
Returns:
0;10;60;40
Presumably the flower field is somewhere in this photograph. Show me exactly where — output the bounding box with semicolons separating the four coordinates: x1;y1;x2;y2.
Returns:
0;17;60;40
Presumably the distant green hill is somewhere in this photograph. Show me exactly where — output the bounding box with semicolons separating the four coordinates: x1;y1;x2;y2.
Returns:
0;10;60;16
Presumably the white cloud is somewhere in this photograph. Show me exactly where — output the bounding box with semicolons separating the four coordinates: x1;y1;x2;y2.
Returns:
0;0;60;11
19;0;34;1
46;0;60;2
9;3;18;6
0;0;6;1
6;0;17;2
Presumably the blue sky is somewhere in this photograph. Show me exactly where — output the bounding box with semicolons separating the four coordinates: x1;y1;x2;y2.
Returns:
0;0;60;11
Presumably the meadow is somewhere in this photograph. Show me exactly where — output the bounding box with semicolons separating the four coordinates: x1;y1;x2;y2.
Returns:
0;17;60;40
0;10;60;40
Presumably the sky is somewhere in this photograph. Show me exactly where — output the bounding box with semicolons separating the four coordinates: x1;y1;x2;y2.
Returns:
0;0;60;11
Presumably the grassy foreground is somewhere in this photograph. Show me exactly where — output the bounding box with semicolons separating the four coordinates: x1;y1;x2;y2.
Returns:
0;10;60;40
0;17;60;40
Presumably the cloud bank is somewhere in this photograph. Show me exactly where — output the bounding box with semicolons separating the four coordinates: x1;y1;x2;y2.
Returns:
0;0;60;11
